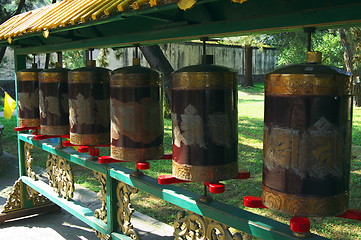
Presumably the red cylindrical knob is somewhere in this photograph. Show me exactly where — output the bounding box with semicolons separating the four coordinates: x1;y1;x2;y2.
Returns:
136;162;150;170
77;146;89;153
243;196;267;208
290;216;310;233
207;183;225;194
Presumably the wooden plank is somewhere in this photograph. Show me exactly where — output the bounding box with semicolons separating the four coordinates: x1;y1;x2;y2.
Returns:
0;204;61;224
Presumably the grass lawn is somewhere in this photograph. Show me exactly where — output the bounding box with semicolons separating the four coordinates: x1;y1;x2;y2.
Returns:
0;82;360;239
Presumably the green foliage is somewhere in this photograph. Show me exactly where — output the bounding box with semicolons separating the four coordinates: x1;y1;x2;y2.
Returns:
62;50;86;69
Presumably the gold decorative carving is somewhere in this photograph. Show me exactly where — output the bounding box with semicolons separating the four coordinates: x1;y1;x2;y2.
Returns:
174;211;243;240
265;74;351;96
46;154;74;200
24;142;36;180
172;72;236;89
2;179;51;214
40;125;69;136
262;185;348;217
172;161;238;182
2;179;23;213
18;118;40;128
111;145;163;162
94;171;107;222
70;132;110;146
116;181;139;240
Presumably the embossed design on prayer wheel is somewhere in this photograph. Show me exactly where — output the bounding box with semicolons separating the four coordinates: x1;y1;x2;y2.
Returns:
172;64;239;182
262;52;352;217
16;63;43;127
68;60;110;146
39;62;70;135
110;58;163;162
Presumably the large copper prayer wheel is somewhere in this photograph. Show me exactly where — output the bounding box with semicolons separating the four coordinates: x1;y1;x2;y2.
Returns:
110;60;163;162
68;60;110;146
262;52;352;217
16;63;42;127
39;63;70;135
172;64;238;182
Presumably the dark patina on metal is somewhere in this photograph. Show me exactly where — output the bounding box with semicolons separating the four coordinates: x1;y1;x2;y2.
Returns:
39;63;70;135
68;60;110;146
16;63;43;127
110;58;163;162
262;52;352;217
172;64;238;182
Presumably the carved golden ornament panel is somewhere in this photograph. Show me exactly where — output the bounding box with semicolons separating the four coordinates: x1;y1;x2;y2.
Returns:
174;211;243;240
262;185;348;217
94;171;107;222
40;125;69;136
70;132;109;146
2;179;51;214
18;118;40;128
46;154;74;200
111;145;163;162
24;142;36;180
172;161;238;182
172;72;236;89
116;181;139;240
265;74;351;96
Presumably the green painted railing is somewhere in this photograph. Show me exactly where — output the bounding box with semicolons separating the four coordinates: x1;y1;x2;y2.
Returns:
18;133;329;240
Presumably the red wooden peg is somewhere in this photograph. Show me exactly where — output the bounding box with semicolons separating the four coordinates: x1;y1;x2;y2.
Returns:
88;147;100;157
290;216;311;237
337;209;361;221
34;135;61;140
243;196;268;208
77;146;89;153
136;162;150;170
204;182;225;194
98;156;123;164
158;175;191;185
234;170;251;179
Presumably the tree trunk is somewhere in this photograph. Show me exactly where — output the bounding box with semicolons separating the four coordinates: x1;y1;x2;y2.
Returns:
140;45;173;115
339;28;361;106
0;0;26;64
244;45;254;87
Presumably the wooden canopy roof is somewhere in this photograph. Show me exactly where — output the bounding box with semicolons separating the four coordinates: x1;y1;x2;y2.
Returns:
1;0;361;54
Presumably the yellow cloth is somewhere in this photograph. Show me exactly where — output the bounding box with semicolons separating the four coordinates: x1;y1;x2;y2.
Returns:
4;92;16;119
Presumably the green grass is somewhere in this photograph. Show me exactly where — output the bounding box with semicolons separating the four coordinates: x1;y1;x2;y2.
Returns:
1;82;360;239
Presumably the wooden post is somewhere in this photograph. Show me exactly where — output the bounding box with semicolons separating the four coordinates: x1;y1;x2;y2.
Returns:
244;45;254;87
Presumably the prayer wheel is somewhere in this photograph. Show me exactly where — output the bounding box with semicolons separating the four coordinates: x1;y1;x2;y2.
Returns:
68;60;110;146
39;58;70;135
16;63;42;127
110;58;163;162
262;51;352;217
172;63;238;182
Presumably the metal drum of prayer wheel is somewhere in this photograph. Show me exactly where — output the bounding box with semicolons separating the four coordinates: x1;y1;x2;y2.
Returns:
16;55;43;127
110;55;163;162
68;50;110;146
262;51;352;217
171;53;239;182
39;52;70;135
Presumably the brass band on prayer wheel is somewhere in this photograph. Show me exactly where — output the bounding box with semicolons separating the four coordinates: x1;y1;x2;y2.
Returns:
172;64;239;182
68;60;110;146
39;65;70;136
16;64;42;127
110;62;163;162
262;52;352;217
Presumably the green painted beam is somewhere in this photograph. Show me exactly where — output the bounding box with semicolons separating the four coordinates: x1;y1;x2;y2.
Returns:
18;134;108;174
10;1;361;54
108;166;329;240
20;176;121;237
